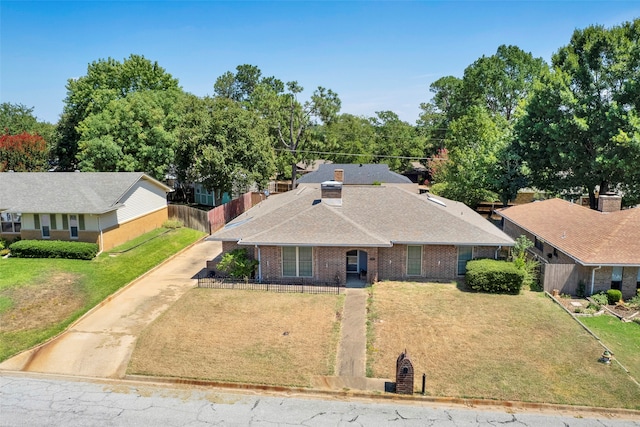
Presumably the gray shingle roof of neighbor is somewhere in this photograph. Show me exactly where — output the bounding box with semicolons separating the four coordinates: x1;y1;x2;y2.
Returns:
0;172;172;214
296;163;412;185
213;184;514;247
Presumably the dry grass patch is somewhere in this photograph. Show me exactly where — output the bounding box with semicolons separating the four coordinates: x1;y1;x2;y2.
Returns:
368;281;640;409
128;288;343;387
0;272;85;332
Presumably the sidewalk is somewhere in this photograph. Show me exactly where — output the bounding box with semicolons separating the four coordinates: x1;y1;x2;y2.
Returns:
0;239;222;378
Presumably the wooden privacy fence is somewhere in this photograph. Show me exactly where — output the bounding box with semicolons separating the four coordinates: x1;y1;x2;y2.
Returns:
208;192;263;233
197;277;343;295
168;204;209;233
542;263;579;295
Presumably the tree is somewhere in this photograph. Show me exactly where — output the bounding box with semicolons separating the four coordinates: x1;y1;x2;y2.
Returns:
56;54;181;170
254;81;341;188
370;111;425;173
1;102;56;162
323;114;376;164
178;97;275;199
515;20;640;208
433;106;507;208
75;89;183;180
0;132;48;172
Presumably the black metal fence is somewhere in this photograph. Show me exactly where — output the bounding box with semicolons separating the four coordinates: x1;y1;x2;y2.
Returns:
197;277;343;295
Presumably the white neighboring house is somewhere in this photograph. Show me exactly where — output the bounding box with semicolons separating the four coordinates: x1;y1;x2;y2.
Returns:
0;172;172;251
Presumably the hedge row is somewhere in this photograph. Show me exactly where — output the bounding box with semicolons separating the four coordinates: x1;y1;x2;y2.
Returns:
9;240;99;260
465;259;525;294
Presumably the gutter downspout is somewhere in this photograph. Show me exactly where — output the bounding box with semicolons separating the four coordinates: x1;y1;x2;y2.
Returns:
256;245;262;282
591;266;602;296
96;216;104;256
494;246;502;260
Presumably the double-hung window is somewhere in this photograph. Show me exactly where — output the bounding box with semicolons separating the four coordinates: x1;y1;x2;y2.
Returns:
1;212;21;233
611;267;623;290
407;245;422;276
282;247;313;277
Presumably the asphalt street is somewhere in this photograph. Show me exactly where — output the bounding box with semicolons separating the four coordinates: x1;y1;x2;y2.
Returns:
1;374;639;427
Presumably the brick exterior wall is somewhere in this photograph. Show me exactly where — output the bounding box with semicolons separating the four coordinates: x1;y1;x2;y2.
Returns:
19;228;101;247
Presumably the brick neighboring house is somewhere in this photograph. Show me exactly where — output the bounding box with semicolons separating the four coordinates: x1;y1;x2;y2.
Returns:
0;172;172;252
209;169;514;285
497;195;640;299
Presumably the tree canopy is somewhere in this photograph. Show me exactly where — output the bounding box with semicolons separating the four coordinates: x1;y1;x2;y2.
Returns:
516;19;640;208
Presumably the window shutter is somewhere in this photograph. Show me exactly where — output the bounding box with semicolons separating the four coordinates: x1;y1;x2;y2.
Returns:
62;215;69;230
50;214;57;230
34;214;40;230
79;214;85;231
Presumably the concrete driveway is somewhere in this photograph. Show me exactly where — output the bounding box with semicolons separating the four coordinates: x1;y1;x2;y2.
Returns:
0;238;221;379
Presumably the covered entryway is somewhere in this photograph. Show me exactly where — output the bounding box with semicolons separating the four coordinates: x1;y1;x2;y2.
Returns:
346;249;368;287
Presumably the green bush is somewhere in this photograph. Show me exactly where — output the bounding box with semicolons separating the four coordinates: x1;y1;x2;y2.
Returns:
590;292;609;307
465;259;525;294
217;248;258;279
606;289;622;305
9;240;99;260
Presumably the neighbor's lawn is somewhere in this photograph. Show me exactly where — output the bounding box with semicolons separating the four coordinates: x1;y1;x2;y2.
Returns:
367;281;640;409
0;227;205;361
579;315;640;380
128;288;344;387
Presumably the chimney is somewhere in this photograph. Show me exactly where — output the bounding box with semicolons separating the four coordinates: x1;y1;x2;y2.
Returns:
598;192;622;213
321;180;342;206
334;168;344;183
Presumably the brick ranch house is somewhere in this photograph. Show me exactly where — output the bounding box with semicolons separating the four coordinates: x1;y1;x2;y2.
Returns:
497;195;640;299
209;168;514;284
0;172;172;252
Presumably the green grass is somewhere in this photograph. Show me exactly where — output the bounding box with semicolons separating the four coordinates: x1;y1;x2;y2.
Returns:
0;227;206;361
580;315;640;380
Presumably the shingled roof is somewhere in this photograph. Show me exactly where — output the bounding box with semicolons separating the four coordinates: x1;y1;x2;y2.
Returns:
297;163;412;185
498;198;640;266
213;184;513;247
0;172;172;214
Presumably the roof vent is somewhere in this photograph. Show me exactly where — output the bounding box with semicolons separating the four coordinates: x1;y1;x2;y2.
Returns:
321;180;342;206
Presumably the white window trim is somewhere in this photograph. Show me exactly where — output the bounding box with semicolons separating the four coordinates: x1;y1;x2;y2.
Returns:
282;246;313;278
406;245;422;276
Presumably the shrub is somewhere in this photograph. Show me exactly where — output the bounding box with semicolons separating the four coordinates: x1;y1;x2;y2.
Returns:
627;293;640;309
590;292;609;308
9;240;98;260
162;218;183;229
606;289;622;305
576;280;586;298
217;248;258;279
465;259;525;294
0;248;9;257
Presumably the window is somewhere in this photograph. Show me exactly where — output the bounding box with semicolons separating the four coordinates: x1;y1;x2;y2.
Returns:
457;246;473;275
407;245;422;276
79;214;85;231
69;215;78;239
282;246;313;277
637;269;640;290
534;237;544;251
40;214;50;239
611;267;623;290
62;215;69;230
1;212;21;233
346;250;358;273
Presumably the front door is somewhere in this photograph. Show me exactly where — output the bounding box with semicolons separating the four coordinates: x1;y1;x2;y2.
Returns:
346;250;368;278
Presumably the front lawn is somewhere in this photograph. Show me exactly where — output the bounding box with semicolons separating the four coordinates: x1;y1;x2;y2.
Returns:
128;288;344;387
0;227;206;361
367;281;640;409
579;315;640;380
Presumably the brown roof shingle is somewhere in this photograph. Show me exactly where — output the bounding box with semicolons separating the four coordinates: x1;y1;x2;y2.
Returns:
498;198;640;265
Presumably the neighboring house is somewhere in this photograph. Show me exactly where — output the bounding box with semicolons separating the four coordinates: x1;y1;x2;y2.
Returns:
210;169;514;284
296;163;414;189
193;183;231;207
497;195;640;299
0;172;172;251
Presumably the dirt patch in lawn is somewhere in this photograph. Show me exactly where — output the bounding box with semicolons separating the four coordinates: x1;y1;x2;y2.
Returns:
368;281;640;409
128;288;343;387
0;273;85;332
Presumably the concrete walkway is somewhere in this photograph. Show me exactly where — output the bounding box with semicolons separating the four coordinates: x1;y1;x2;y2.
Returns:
0;238;222;379
313;287;389;391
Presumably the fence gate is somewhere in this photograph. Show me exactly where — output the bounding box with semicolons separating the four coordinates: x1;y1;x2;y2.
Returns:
542;264;579;295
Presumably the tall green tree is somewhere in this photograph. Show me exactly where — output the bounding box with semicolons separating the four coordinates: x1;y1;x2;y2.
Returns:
254;81;341;188
75;89;183;179
0;102;56;162
177;97;275;199
370;111;425;173
56;54;181;170
515;19;640;208
323;114;375;164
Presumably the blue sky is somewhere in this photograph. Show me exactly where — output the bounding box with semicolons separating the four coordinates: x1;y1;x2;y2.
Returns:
1;1;639;124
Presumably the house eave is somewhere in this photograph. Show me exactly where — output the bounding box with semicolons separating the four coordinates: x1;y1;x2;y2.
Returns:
237;241;393;248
